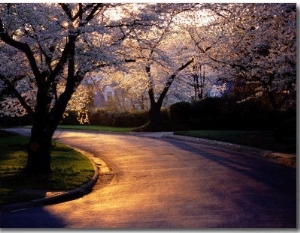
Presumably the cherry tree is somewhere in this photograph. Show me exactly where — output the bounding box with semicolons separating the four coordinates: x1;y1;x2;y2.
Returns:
0;3;149;173
111;4;201;131
187;3;296;112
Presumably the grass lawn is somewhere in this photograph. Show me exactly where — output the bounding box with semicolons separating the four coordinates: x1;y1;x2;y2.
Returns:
0;130;95;206
174;130;296;154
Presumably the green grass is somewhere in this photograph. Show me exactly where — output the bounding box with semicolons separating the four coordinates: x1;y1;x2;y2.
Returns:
174;130;296;153
57;125;134;133
0;131;95;206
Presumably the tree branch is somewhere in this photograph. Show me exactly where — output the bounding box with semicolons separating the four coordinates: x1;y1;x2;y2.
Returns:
1;75;35;116
157;58;194;105
59;3;74;21
85;4;103;23
0;19;42;83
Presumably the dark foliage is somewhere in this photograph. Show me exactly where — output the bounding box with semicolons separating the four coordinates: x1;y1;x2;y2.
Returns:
132;108;171;132
61;109;149;128
0;115;32;128
169;97;296;131
169;101;194;130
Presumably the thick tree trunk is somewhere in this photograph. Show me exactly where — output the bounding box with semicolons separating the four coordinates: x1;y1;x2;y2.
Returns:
142;79;167;131
137;58;194;132
24;122;54;174
133;91;166;132
148;101;165;131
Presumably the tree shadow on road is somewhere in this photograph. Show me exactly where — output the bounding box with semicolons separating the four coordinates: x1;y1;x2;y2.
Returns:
162;138;297;228
164;138;296;194
0;206;67;228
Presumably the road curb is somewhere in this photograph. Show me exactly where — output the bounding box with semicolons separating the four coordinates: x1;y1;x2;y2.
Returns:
0;147;100;213
163;134;296;168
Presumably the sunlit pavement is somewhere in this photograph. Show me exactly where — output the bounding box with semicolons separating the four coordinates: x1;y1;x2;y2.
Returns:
0;128;297;228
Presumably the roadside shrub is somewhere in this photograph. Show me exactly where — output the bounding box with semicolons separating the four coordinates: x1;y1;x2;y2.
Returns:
169;102;193;130
276;117;296;137
188;97;278;130
60;111;79;125
132;107;171;132
191;97;235;130
113;111;149;127
234;98;271;117
0;115;32;128
88;109;115;126
88;109;149;127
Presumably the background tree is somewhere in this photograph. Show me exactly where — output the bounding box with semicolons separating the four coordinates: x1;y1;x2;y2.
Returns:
114;4;199;131
188;3;296;113
183;3;296;141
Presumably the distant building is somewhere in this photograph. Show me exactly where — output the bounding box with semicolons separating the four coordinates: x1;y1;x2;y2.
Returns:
92;85;116;108
207;82;228;97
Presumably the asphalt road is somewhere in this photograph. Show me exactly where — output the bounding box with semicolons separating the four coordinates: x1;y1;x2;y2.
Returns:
0;130;297;228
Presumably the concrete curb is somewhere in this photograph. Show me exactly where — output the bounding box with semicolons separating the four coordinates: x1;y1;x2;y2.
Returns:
0;147;100;213
162;133;296;168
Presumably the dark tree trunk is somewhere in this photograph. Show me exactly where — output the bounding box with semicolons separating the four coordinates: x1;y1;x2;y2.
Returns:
261;75;285;143
147;100;166;131
24;36;78;174
26;132;52;174
136;58;194;132
24;91;74;174
24;88;56;174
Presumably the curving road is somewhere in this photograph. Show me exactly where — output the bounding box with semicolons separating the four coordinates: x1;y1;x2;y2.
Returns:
0;130;296;228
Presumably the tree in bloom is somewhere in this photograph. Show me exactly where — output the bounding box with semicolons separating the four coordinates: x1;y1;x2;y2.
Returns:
187;3;296;113
0;3;146;173
112;4;200;131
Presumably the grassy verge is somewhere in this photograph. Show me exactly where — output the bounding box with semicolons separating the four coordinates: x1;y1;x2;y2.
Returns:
0;130;95;206
174;130;296;154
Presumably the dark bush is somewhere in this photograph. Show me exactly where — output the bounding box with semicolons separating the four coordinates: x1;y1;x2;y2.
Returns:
171;97;291;131
0;115;32;128
190;97;236;130
233;99;271;117
88;109;115;126
170;102;193;122
169;102;193;130
60;111;80;125
113;111;149;127
192;97;229;117
276;117;296;138
132;107;171;132
88;109;149;127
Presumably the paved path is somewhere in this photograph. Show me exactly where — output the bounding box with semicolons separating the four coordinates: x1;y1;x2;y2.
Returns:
0;130;296;228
